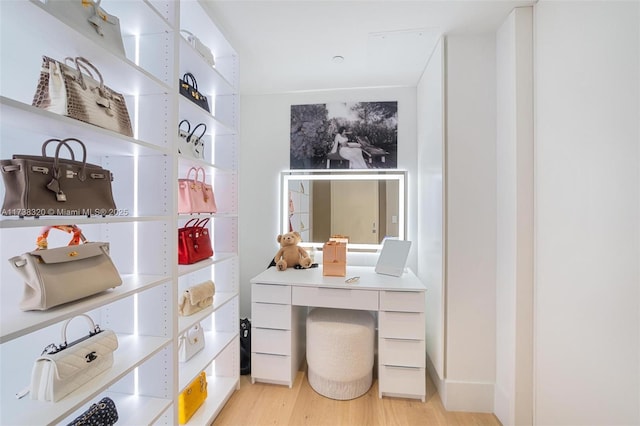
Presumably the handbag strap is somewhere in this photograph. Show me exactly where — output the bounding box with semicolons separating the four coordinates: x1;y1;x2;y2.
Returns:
182;72;197;90
187;123;207;142
182;217;210;230
182;218;201;229
196;167;207;184
64;56;97;82
186;167;205;184
195;218;210;228
36;225;86;250
60;314;101;348
179;119;191;135
72;57;108;96
41;138;76;161
53;138;88;180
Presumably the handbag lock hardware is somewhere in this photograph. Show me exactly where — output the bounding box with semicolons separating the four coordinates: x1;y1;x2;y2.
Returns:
31;166;49;174
85;351;98;362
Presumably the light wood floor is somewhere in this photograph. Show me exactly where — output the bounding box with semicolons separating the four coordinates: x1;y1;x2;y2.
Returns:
212;371;502;426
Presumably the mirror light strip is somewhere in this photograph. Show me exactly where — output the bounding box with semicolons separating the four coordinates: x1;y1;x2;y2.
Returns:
281;170;406;250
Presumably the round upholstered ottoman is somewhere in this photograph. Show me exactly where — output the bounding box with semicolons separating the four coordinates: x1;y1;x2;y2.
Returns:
306;308;375;400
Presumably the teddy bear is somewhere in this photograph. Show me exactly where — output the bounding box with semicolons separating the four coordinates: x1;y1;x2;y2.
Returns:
274;231;312;271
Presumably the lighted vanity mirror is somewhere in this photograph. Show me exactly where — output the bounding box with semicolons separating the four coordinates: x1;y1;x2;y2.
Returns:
281;170;406;250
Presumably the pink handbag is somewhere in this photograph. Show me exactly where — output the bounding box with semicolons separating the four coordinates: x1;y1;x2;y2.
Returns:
178;167;217;214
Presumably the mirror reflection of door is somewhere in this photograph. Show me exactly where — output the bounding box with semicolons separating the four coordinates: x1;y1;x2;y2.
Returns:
330;180;379;244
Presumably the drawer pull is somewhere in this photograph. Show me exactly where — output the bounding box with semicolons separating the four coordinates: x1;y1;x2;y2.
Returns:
384;365;421;371
253;352;287;357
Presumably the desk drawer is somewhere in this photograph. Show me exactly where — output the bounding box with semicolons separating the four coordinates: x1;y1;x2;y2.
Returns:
379;338;425;367
380;291;425;312
252;283;291;304
379;311;425;339
292;286;378;311
252;328;291;355
252;302;291;330
252;353;292;382
379;365;425;398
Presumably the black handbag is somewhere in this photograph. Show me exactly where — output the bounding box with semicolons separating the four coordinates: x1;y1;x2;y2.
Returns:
67;397;118;425
179;72;210;112
240;318;251;375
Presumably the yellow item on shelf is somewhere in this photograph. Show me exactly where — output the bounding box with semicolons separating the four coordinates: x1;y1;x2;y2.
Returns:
178;372;207;424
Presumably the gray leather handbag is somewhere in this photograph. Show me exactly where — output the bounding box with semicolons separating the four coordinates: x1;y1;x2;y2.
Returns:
1;138;117;217
8;225;122;311
43;0;126;57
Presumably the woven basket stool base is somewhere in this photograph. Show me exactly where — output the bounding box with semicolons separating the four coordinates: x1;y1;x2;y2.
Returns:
308;367;372;400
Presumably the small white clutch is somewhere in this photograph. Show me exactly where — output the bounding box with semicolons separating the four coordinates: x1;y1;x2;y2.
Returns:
178;323;205;363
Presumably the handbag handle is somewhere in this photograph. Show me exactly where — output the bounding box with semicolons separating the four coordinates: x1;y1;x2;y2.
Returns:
195;218;210;228
186;167;205;184
39;314;101;356
182;217;210;230
182;72;198;90
187;123;207;143
73;57;118;110
36;225;87;250
179;119;191;135
182;218;201;229
42;138;76;161
53;138;88;180
64;56;96;82
67;57;105;92
60;314;101;348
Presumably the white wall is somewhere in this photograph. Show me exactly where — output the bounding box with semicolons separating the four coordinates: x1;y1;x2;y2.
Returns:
417;37;446;386
495;7;534;426
534;2;640;425
443;34;497;412
239;87;418;317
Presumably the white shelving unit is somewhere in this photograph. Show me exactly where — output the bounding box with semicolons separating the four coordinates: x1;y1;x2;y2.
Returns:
0;1;239;425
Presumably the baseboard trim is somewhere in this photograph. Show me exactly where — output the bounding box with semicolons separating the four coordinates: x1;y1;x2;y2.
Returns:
427;356;495;413
442;379;495;413
493;383;511;424
427;356;445;396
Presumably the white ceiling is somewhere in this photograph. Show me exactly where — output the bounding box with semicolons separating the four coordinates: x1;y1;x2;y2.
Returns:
203;0;535;95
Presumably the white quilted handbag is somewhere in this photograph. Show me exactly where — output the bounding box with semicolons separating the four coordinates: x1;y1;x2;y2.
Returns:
29;314;118;402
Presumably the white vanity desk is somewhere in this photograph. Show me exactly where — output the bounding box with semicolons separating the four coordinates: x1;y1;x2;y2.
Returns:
250;265;426;401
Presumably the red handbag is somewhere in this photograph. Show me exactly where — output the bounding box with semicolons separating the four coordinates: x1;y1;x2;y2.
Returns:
178;218;213;265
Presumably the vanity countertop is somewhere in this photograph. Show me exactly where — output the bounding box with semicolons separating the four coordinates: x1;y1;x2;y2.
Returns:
250;265;425;292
